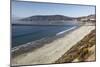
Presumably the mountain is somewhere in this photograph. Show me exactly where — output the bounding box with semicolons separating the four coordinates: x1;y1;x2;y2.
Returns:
20;15;74;21
12;14;95;25
13;15;76;25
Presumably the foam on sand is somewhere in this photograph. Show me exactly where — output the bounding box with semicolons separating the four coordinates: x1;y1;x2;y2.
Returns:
56;26;77;36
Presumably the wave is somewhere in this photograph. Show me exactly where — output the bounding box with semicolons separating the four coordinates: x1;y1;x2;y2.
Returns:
56;26;77;36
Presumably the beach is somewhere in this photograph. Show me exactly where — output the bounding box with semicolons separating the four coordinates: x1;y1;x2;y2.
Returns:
55;29;96;63
11;26;95;66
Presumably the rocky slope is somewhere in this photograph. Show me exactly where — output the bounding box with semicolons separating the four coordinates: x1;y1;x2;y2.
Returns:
55;29;96;63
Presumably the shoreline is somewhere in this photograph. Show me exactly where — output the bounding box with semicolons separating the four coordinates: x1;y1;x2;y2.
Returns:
12;26;78;57
11;26;95;66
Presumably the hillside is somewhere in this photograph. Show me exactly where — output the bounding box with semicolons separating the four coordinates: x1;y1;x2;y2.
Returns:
20;15;74;21
12;14;95;25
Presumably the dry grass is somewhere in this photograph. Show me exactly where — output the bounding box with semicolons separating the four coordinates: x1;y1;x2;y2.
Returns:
55;29;96;63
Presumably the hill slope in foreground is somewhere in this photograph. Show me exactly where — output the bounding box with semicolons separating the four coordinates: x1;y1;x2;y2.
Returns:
55;29;96;63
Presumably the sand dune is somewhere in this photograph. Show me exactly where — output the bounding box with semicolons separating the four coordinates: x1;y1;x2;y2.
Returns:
11;26;95;66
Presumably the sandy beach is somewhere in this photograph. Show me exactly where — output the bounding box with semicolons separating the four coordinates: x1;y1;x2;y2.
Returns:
11;26;95;66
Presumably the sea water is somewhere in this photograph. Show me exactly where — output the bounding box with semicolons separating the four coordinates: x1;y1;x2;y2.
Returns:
12;25;74;47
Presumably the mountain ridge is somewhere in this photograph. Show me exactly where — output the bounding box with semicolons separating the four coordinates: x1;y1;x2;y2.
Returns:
12;14;95;25
20;15;75;21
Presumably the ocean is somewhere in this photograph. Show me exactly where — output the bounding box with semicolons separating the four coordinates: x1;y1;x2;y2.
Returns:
12;25;75;47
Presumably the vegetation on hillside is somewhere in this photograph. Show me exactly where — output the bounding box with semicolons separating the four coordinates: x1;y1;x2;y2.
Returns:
55;29;96;63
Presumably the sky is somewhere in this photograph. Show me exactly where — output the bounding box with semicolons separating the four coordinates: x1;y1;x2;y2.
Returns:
12;0;95;18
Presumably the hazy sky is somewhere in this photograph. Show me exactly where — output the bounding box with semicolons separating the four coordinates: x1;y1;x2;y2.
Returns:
12;0;95;18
